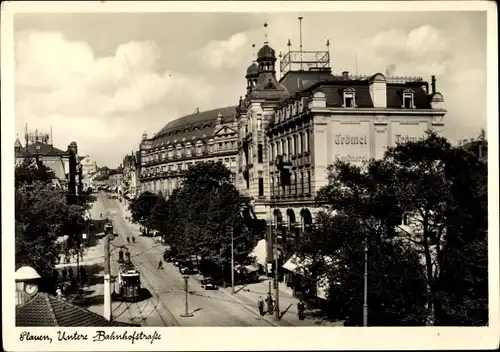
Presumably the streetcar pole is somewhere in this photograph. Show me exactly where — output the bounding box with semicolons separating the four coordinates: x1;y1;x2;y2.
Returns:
103;234;112;321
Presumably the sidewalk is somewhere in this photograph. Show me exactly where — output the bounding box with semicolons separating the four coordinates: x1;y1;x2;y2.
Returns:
192;274;343;327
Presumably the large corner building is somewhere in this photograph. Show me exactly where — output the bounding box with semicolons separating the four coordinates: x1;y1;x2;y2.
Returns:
235;40;446;267
139;107;239;195
138;36;447;275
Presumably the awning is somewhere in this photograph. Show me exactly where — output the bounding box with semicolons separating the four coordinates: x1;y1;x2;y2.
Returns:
249;239;267;266
282;253;313;274
283;253;335;300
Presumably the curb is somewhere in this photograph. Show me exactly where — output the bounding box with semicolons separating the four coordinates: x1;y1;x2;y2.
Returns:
190;274;282;327
218;287;281;327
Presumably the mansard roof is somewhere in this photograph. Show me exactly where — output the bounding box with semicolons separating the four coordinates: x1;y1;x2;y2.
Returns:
277;71;433;109
150;106;237;149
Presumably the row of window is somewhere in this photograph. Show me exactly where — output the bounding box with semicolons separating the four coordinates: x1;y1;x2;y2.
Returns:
342;88;416;109
270;171;312;197
274;88;417;118
269;130;311;163
142;158;237;176
250;170;312;197
142;141;238;164
142;173;237;195
239;131;311;167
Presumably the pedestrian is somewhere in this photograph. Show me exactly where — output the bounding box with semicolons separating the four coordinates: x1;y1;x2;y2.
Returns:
61;267;68;281
158;260;163;270
258;296;264;316
297;299;305;320
56;286;63;298
266;293;273;314
80;266;87;283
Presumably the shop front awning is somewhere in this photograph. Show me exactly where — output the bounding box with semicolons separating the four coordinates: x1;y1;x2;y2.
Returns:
282;253;313;275
283;253;335;300
249;239;267;266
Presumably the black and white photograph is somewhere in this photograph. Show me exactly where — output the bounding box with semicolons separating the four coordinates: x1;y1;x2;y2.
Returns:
2;1;498;351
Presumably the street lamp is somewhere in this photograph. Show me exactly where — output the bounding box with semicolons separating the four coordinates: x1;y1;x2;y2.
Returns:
230;225;235;294
363;234;368;326
180;275;193;317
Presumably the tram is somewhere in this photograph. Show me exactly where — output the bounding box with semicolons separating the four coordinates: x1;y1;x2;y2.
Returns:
117;263;141;302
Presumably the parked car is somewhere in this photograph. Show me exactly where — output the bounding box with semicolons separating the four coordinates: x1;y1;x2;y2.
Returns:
200;278;219;290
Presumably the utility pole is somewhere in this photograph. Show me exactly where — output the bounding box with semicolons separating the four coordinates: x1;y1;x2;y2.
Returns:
103;234;112;321
274;221;280;320
363;234;368;326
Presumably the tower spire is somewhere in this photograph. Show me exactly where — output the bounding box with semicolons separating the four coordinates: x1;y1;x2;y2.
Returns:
299;16;304;70
264;22;268;44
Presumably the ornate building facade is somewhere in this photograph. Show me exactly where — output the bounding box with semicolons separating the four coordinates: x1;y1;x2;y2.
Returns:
235;40;447;265
122;152;140;198
14;127;84;193
139;107;239;195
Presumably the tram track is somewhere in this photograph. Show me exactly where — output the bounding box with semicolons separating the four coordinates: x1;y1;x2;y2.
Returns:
105;201;181;327
101;195;275;327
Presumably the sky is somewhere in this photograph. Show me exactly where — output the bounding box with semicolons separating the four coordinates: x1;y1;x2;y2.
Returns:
13;10;487;167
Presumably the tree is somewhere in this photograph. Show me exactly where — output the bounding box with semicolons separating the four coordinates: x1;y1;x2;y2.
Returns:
15;181;68;278
15;159;89;291
128;191;164;234
304;164;429;325
15;157;56;188
309;131;488;326
158;161;260;281
384;131;488;325
434;144;488;325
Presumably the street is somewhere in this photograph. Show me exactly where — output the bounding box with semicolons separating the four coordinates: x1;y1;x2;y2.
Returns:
85;193;274;327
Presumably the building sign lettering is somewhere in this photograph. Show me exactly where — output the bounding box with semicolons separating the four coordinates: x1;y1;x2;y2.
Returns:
334;135;367;145
394;134;427;144
334;154;369;163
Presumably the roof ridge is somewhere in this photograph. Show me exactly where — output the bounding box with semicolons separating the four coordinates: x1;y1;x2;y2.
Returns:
48;293;130;325
43;293;59;326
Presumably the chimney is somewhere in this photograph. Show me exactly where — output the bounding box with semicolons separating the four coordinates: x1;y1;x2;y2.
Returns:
342;71;349;80
431;75;436;94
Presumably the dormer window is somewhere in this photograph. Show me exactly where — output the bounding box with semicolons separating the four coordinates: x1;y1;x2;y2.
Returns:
343;88;356;108
402;89;415;109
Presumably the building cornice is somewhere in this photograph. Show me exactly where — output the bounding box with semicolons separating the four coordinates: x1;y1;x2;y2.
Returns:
308;107;447;116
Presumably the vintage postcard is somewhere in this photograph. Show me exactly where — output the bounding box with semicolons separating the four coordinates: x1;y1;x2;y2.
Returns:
1;1;498;351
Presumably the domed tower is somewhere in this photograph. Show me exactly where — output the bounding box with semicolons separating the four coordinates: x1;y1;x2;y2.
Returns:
246;62;259;94
257;43;276;74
